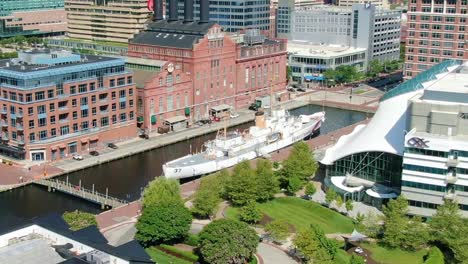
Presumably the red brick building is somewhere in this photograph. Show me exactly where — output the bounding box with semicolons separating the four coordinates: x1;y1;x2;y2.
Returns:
404;0;468;78
0;50;136;162
128;0;287;125
133;59;193;132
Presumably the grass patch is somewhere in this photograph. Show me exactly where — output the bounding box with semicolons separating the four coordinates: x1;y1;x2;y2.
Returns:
236;197;355;233
334;249;350;264
159;244;198;262
361;242;428;264
145;247;192;264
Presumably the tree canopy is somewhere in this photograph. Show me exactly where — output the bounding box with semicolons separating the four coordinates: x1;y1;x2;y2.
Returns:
142;177;182;208
225;161;258;206
255;159;279;202
239;201;262;224
265;220;290;242
135;202;192;246
280;142;318;190
199;219;259;264
323;65;364;84
62;210;96;231
192;171;229;218
294;225;338;264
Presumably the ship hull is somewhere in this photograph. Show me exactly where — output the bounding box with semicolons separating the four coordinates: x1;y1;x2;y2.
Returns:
163;116;323;179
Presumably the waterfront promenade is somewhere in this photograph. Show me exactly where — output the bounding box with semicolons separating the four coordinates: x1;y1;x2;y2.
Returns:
0;86;381;192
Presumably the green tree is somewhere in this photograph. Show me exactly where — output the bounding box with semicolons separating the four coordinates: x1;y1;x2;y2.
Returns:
349;254;366;264
62;210;97;231
304;182;317;196
287;176;302;194
345;199;354;212
225;161;257;206
336;196;343;208
367;60;383;77
286;66;292;81
265;220;290;243
135;202;192;246
142;177;183;208
199;219;259;264
281;142;318;189
429;200;468;263
255;159;279;202
382;196;430;250
192;171;228;218
325;188;337;205
356;211;383;239
294;225;338;263
239;201;262;224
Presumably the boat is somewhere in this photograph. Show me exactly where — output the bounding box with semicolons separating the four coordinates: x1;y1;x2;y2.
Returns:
162;107;325;179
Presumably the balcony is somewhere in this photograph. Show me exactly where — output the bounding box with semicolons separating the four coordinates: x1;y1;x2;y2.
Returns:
446;172;458;184
444;191;457;200
99;98;108;103
447;155;459;167
17;138;25;146
16;112;23;119
1;134;9;142
100;111;109;115
58;106;69;111
59;119;69;124
0;108;6;115
1;121;8;128
16;124;24;131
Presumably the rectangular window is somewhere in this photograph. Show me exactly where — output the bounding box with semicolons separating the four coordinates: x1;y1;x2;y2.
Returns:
81;109;88;118
49;103;55;112
50;115;56;124
72;99;77;107
112;92;116;99
39;130;47;140
100;117;109;127
120;101;126;109
70;86;76;94
73;111;78;120
38;118;46;127
112;115;117;124
35;91;45;101
91;95;96;104
117;78;125;86
129;88;133;96
119;90;126;98
127;76;133;84
60;126;69;136
112;103;116;111
79;84;87;93
92;107;97;116
29;120;34;129
120;113;127;122
90;82;96;91
73;123;78;132
29;133;35;142
51;128;56;137
28;107;33;116
47;90;54;98
110;79;115;87
81;97;88;106
81;121;89;130
37;105;46;114
26;94;32;102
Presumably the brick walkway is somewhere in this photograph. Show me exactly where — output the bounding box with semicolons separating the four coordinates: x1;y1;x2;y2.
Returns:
0;162;63;186
96;201;141;230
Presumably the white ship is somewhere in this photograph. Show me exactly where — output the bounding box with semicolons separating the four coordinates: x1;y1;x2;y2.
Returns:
162;108;325;179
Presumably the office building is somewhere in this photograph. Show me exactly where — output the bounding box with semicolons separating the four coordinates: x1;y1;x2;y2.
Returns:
128;0;287;130
0;0;66;38
0;49;136;161
404;0;468;79
171;0;271;33
64;0;152;43
321;59;468;217
278;3;401;82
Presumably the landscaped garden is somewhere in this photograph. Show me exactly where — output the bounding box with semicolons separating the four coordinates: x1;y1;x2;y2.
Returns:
360;242;428;264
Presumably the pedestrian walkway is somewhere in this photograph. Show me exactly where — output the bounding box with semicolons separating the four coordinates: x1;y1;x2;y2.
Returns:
257;243;297;264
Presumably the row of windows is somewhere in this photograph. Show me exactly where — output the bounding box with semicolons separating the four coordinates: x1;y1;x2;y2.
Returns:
403;164;447;175
405;147;448;157
402;180;446;192
28;112;134;142
408;199;468;212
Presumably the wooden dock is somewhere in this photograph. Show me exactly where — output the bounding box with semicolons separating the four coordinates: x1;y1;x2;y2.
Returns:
34;179;127;209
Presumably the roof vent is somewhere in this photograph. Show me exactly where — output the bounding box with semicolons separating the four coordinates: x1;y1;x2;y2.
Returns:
244;29;265;45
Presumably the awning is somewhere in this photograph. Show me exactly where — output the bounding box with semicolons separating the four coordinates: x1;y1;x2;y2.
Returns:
185;107;190;116
164;115;187;124
365;189;398;199
137;116;144;123
90;136;99;141
80;138;88;144
210;104;231;112
59;144;66;149
151;115;157;124
51;146;57;151
304;74;325;81
348;229;368;242
330;176;364;193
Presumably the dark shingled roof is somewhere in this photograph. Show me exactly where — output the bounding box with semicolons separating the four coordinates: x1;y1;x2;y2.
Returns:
72;225;108;245
130;20;216;49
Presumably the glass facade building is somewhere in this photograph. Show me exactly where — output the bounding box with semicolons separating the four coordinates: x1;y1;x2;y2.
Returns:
173;0;271;32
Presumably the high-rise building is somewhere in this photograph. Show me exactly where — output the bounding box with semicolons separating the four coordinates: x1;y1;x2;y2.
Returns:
404;0;468;79
171;0;271;33
0;0;66;38
64;0;152;43
0;50;136;161
278;2;401;82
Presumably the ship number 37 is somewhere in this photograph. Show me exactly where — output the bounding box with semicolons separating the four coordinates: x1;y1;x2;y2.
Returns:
174;169;181;173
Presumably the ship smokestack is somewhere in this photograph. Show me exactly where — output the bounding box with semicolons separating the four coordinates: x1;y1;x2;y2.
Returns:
199;0;209;23
168;0;178;22
184;0;194;23
154;0;163;21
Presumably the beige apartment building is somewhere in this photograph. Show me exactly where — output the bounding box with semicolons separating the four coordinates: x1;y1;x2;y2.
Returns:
335;0;386;7
65;0;152;43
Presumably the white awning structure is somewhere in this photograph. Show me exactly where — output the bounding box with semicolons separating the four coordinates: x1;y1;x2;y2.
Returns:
210;104;231;112
164;115;187;124
348;229;368;242
321;62;461;165
365;189;398;199
330;176;364;193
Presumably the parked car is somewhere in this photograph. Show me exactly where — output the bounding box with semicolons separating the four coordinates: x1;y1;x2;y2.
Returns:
297;87;307;92
72;154;83;161
354;247;364;254
248;103;259;111
107;143;118;149
90;151;99;156
230;112;240;119
287;86;296;92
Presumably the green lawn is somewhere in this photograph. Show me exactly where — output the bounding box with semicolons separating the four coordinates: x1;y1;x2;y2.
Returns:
226;197;355;234
361;242;428;264
145;247;192;264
